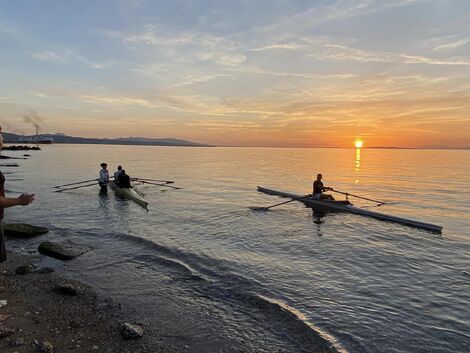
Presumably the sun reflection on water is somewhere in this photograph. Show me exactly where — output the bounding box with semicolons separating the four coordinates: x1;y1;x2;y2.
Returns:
355;148;361;184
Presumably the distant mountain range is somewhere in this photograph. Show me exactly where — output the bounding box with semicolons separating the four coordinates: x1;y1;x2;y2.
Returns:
3;132;212;147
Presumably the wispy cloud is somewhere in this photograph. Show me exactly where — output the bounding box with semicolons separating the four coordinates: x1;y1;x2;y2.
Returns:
254;0;430;37
106;25;246;67
31;90;158;109
428;35;470;52
310;43;470;66
30;51;67;64
0;20;24;39
28;49;109;69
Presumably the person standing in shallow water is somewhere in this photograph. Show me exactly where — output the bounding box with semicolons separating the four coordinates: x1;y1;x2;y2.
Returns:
0;171;35;262
98;163;109;193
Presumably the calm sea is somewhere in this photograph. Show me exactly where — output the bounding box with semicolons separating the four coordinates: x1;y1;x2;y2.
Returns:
5;145;470;353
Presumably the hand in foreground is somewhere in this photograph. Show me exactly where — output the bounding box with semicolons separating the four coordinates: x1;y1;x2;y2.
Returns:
18;193;35;205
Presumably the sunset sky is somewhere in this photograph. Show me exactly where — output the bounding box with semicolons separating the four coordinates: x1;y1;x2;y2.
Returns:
1;0;469;147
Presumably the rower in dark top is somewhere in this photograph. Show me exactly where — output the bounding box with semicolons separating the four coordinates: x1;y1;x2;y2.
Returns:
312;173;335;200
114;165;122;183
117;170;132;188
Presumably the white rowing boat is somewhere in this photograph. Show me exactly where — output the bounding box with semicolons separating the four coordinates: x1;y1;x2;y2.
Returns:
110;182;148;209
257;186;443;233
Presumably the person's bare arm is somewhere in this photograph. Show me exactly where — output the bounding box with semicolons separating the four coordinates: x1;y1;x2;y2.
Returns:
0;194;35;208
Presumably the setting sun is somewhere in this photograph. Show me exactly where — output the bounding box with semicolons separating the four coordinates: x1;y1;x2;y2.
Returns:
354;139;364;148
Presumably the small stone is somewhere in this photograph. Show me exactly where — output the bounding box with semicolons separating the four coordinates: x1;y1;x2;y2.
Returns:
0;300;7;308
120;322;144;340
69;320;82;328
38;340;53;353
36;267;55;274
15;264;35;275
10;337;25;346
53;283;78;296
0;314;11;322
92;345;99;350
0;326;15;339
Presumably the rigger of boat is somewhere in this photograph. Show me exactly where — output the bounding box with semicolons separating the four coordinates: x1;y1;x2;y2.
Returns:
256;186;443;233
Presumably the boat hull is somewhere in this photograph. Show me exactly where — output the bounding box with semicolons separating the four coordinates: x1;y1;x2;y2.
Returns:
257;186;442;233
110;182;148;209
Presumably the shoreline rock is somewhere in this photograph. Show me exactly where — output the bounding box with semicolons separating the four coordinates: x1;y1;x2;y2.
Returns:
38;241;90;260
2;145;41;151
3;223;49;238
120;322;144;340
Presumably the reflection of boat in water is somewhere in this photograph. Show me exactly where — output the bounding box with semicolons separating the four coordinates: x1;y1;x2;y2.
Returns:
18;135;54;144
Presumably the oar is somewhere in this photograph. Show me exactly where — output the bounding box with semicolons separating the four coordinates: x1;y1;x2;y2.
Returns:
55;182;98;192
132;177;174;184
138;180;181;189
331;189;387;205
250;195;312;211
53;179;98;188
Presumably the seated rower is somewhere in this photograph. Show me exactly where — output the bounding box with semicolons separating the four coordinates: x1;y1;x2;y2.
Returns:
117;169;132;188
313;173;335;200
114;165;122;183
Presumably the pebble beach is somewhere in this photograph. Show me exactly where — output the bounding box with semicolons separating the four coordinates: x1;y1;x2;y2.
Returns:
0;251;177;353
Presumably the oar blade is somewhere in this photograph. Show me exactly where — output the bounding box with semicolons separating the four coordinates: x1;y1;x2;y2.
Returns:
249;206;269;211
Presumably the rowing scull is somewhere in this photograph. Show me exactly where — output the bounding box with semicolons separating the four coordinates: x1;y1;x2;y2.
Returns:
257;186;442;233
110;182;148;209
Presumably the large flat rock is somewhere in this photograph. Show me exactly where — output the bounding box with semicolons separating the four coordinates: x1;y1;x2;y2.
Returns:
38;241;91;260
3;223;49;238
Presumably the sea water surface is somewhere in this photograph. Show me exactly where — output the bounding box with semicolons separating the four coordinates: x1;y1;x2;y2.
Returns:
5;145;470;353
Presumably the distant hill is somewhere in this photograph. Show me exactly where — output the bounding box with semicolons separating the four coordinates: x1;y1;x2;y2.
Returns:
3;132;212;147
